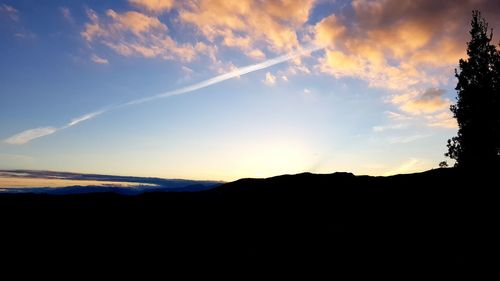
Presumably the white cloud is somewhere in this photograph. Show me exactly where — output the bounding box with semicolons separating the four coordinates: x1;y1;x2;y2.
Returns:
181;66;194;74
385;111;412;121
91;54;109;64
67;111;105;127
372;123;407;132
387;134;430;144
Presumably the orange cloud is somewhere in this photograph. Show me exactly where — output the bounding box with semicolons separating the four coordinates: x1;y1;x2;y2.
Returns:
399;89;451;114
426;112;457;129
314;0;500;127
105;10;166;35
314;14;345;47
178;0;315;58
129;0;175;13
81;8;213;62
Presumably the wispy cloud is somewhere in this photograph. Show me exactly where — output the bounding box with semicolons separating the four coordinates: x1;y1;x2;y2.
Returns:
388;134;430;144
121;45;322;106
0;4;19;22
59;7;74;24
5;45;323;145
66;110;106;127
5;109;105;145
372;123;407;132
4;127;58;145
91;54;109;64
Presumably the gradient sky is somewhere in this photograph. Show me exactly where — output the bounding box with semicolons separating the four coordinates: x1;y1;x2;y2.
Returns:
1;0;500;181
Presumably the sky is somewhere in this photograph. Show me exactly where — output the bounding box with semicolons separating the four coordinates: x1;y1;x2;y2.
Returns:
1;0;500;181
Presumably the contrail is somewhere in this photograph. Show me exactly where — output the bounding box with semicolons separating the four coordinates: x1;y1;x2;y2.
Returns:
4;45;323;145
4;108;108;145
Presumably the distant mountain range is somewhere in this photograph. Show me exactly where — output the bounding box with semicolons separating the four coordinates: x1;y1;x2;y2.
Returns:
0;169;223;194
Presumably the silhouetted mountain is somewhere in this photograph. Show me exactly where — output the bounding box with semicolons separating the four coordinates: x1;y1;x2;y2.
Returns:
0;168;496;274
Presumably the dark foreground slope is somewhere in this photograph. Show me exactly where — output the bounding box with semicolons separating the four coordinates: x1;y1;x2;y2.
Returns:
0;168;497;273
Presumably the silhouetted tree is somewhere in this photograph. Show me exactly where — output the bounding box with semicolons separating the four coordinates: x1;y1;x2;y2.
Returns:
446;11;500;169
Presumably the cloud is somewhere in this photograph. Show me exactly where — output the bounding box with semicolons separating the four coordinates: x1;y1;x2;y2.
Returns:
0;4;19;22
81;8;212;62
372;123;407;132
0;5;36;40
385;111;412;122
398;88;451;114
388;134;430;144
181;65;194;74
4;110;105;145
106;9;166;35
124;45;321;105
5;45;322;144
129;0;175;13
82;9;166;40
426;112;457;129
13;32;36;39
374;103;455;132
60;7;74;23
178;0;315;58
67;111;105;127
4;127;57;145
314;14;345;48
264;72;276;85
314;0;500;123
91;54;109;64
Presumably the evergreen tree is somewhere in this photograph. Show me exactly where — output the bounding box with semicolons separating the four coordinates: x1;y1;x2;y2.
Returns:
446;11;500;169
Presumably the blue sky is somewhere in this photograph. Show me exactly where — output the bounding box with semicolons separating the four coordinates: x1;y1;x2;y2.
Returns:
1;0;499;181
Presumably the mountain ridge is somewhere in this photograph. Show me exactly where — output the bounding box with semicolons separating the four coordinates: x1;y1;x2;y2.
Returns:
0;167;496;272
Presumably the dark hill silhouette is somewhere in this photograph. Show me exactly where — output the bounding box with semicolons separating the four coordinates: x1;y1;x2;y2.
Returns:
0;168;497;274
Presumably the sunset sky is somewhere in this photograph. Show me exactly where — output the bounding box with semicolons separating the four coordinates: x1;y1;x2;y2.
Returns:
1;0;499;181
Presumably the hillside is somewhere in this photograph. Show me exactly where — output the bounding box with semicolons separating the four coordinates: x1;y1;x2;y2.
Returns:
0;168;496;272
